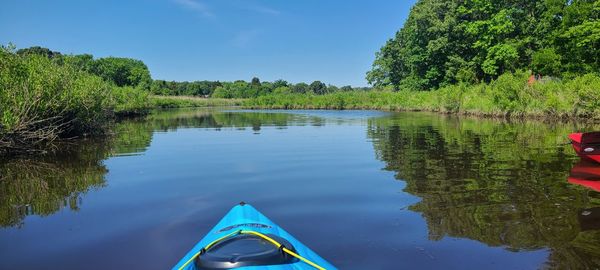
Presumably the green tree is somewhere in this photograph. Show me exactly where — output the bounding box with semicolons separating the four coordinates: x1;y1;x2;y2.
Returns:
251;77;261;87
340;85;353;92
64;54;95;72
532;48;562;76
481;43;518;76
368;0;600;89
309;81;327;95
91;57;152;89
292;83;309;94
327;85;339;92
211;86;231;98
16;46;62;59
273;79;289;88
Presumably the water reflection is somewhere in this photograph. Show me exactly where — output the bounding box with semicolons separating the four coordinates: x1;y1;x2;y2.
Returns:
367;113;600;268
580;207;600;231
0;141;109;227
0;109;348;228
2;109;600;269
568;160;600;192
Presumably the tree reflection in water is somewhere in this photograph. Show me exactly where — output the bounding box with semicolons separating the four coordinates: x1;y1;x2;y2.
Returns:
0;109;321;228
368;112;600;268
3;109;600;268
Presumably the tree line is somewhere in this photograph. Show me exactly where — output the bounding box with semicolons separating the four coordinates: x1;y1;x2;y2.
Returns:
367;0;600;90
2;44;373;153
17;46;152;89
151;77;370;97
16;46;371;98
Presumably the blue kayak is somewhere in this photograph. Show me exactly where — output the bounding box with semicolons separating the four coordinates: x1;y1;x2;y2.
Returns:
173;203;336;270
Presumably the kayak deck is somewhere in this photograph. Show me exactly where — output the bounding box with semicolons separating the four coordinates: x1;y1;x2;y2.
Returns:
173;203;336;270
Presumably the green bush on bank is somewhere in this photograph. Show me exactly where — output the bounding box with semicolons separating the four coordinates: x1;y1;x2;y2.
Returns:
112;86;151;116
0;46;150;152
0;48;110;138
246;72;600;120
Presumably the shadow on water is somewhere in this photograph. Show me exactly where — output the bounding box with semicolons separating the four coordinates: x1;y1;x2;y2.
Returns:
367;112;600;268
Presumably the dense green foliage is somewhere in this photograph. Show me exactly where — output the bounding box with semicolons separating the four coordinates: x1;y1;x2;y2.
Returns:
0;46;150;153
111;86;150;116
17;46;62;59
4;8;598;154
152;77;368;98
150;80;223;96
368;0;600;90
89;57;152;89
17;46;152;89
247;72;600;119
14;46;370;99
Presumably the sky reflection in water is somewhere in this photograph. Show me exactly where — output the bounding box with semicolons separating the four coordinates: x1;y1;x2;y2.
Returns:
1;108;599;269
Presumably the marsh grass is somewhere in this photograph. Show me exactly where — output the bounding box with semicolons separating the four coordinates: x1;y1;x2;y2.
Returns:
246;72;600;120
112;86;151;116
150;95;244;108
0;47;150;154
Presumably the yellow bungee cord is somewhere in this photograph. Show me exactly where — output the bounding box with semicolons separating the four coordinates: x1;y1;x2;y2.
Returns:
177;230;326;270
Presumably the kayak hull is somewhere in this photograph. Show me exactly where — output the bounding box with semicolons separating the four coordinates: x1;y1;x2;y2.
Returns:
569;132;600;163
173;204;336;270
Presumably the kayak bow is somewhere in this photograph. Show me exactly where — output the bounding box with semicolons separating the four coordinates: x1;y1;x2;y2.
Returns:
173;203;336;270
569;132;600;163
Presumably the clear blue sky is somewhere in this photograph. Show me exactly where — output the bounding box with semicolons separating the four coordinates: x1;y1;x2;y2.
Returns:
0;0;416;86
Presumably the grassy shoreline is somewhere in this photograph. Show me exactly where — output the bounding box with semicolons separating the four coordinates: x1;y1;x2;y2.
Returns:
2;44;598;156
0;47;153;154
150;95;244;108
244;72;600;121
0;46;241;155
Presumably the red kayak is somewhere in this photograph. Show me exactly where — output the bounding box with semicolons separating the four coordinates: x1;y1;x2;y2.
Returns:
569;132;600;163
568;160;600;192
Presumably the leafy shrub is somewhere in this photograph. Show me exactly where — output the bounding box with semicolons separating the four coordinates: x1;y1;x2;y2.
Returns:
570;74;600;118
0;46;152;152
111;86;150;116
488;71;529;113
0;46;112;147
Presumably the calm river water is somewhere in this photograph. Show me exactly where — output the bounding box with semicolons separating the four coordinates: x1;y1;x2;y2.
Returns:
1;108;600;269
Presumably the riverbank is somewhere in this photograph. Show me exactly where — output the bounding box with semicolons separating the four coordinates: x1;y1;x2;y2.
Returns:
150;95;244;108
0;46;247;155
2;45;599;156
0;48;151;154
245;72;600;121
